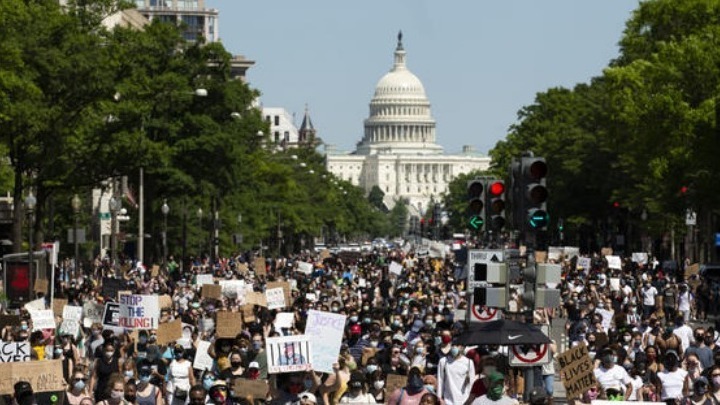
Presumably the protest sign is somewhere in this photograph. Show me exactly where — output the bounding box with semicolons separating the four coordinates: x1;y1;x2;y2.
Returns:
389;261;403;276
52;299;67;318
101;277;126;300
151;265;159;277
558;343;597;400
267;281;291;307
254;257;267;276
563;247;580;260
535;251;547;263
157;319;183;346
195;274;214;286
24;298;45;311
337;251;361;264
219;280;246;299
29;310;55;330
33;278;48;294
193;340;214;371
361;347;378;366
305;293;317;302
246;292;267;307
577;257;592;271
59;305;83;337
319;249;331;260
242;305;256;323
117;290;131;301
548;247;563;262
631;252;648;265
0;343;30;362
159;295;173;309
0;359;65;394
601;247;613;256
119;295;159;329
266;288;286;310
83;302;105;328
236;262;249;274
266;335;312;374
216;311;243;338
606;255;622;270
305;310;346;373
274;312;294;330
685;263;700;279
609;278;621;292
386;374;407;395
0;315;20;330
296;262;313;275
102;302;120;328
234;379;268;401
202;284;222;300
199;317;215;334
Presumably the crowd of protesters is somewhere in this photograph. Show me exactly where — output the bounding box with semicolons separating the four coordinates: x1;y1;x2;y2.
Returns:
2;244;719;405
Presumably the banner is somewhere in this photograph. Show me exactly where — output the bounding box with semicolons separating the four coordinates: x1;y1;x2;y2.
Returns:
266;335;313;374
0;359;65;395
193;340;214;371
0;343;30;362
83;302;105;328
266;288;286;310
558;343;597;400
304;310;346;374
29;310;55;330
118;295;159;329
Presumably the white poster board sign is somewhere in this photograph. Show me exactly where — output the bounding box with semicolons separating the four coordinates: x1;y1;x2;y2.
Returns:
24;299;45;312
606;255;622;270
304;310;346;374
265;287;286;310
29;310;55;330
296;262;313;275
577;257;592;271
389;261;403;276
83;302;104;328
193;340;214;371
266;335;313;374
274;312;295;330
195;274;214;286
631;253;648;265
118;294;159;329
0;342;31;362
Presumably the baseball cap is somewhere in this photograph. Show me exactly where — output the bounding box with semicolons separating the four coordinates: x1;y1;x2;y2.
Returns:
249;361;260;369
14;381;33;405
411;320;424;333
300;392;317;403
488;371;504;384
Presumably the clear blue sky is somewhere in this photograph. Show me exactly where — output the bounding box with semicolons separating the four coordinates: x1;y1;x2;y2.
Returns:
207;1;639;155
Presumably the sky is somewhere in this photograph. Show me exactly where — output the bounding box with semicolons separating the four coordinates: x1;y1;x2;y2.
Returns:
207;1;640;155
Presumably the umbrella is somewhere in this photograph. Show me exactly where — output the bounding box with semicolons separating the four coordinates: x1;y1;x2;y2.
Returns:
454;319;551;346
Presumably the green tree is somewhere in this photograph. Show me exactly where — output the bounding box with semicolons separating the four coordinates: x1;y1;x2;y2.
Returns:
367;186;387;212
387;199;409;238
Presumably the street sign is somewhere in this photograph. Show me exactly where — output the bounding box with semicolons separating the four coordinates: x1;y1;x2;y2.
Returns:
715;233;720;247
509;324;551;366
99;212;111;221
468;295;501;323
686;209;697;226
469;215;484;230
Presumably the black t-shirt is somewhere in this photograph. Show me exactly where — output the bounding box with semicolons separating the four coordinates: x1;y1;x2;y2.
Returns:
379;279;392;298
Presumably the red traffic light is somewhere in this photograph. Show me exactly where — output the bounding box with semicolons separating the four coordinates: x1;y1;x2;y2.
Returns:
680;186;688;194
612;201;620;208
489;181;505;196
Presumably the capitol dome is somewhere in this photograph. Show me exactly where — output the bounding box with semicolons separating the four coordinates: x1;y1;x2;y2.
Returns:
357;32;442;155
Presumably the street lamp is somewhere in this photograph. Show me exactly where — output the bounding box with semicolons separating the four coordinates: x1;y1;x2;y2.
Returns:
197;208;203;255
71;194;81;276
109;196;121;265
161;199;169;269
25;192;36;284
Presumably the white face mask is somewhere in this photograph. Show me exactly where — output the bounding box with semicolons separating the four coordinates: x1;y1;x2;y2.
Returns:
373;380;385;390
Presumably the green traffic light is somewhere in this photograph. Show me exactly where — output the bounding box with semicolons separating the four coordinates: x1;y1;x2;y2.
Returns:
528;210;549;228
469;215;484;230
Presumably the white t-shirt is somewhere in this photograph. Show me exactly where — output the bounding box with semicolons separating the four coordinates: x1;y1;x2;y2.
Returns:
674;325;694;353
628;376;644;401
678;291;692;311
594;365;632;391
642;286;658;306
471;395;519;405
657;368;687;400
339;392;377;403
437;355;474;405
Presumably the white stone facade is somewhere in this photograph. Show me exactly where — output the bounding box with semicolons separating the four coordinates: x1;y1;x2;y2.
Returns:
326;34;490;213
263;107;299;146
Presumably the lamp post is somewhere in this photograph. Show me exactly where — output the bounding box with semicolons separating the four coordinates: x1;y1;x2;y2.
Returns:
71;194;81;276
109;196;121;266
161;199;169;269
197;208;203;256
25;192;36;285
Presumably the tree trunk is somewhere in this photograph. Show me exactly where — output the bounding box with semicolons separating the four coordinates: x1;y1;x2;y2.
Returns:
11;170;24;253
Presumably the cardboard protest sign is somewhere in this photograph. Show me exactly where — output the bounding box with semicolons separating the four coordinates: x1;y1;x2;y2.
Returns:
389;261;403;276
266;287;286;310
296;262;313;275
242;305;256;323
52;299;68;318
216;311;243;338
0;359;65;394
254;257;266;276
202;284;222;300
600;247;613;257
195;274;214;286
246;292;267;307
157;319;183;346
159;295;173;309
0;343;30;362
386;374;407;395
266;281;291;307
685;263;700;279
193;340;214;371
151;265;159;277
29;310;55;330
266;335;313;374
33;278;48;294
606;255;622;270
558;343;597;399
305;310;346;373
101;277;126;300
118;294;159;329
361;347;378;366
237;262;249;274
534;251;547;263
83;302;105;328
102;302;120;328
234;379;268;401
319;249;331;260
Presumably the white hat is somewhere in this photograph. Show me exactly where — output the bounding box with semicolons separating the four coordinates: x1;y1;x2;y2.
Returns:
249;361;260;369
300;392;317;403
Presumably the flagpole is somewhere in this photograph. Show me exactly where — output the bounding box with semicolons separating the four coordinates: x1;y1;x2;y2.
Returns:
138;166;144;264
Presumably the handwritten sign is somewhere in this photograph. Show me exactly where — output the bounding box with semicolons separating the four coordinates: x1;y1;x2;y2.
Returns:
577;257;592;271
267;281;291;307
59;305;83;337
548;247;563;262
305;310;346;373
24;298;45;311
159;294;173;309
29;310;55;331
0;343;30;362
558;343;597;399
601;247;613;257
193;340;214;371
266;288;286;310
389;261;403;276
606;255;622;270
297;262;313;275
216;311;243;338
157;319;182;346
195;274;214;286
234;379;268;401
52;299;68;318
0;359;66;394
274;312;294;330
83;302;104;328
386;374;407;395
202;284;222;300
151;265;159;277
219;280;246;299
246;292;267;307
254;257;267;276
118;295;159;329
242;305;256;323
266;335;313;374
34;278;48;294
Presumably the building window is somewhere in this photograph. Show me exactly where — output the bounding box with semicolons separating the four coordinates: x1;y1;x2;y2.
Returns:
274;132;280;143
274;116;280;126
284;131;289;141
265;115;271;122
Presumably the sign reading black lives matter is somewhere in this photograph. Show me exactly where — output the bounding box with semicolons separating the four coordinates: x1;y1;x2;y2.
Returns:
0;343;30;362
558;343;597;399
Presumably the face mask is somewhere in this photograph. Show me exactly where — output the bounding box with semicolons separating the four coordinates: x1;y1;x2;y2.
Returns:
450;347;460;357
73;380;86;391
434;336;442;346
124;370;134;378
253;342;263;350
231;361;242;368
416;347;424;355
714;376;720;387
373;380;385;390
483;366;497;375
696;385;708;396
349;316;359;323
363;317;372;324
304;379;314;390
20;325;28;331
366;364;378;374
441;335;452;345
370;340;379;348
105;351;115;358
488;384;504;401
331;307;339;312
175;352;184;360
111;390;124;400
623;336;631;342
139;375;151;384
203;378;214;391
139;336;148;344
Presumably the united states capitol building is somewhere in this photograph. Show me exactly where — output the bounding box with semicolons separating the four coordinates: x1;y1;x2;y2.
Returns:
325;33;491;214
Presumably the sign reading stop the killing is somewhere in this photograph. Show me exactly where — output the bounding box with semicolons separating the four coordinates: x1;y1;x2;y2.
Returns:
118;295;159;329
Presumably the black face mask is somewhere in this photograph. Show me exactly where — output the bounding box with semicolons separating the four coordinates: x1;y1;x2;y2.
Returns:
231;361;242;368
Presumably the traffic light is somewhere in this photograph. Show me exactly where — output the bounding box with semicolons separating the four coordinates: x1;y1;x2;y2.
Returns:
520;262;561;309
468;258;508;308
522;157;549;230
486;180;506;231
467;179;485;231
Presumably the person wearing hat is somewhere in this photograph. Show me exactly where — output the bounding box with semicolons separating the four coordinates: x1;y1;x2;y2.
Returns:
339;371;376;403
469;372;517;405
299;392;318;405
208;380;231;405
